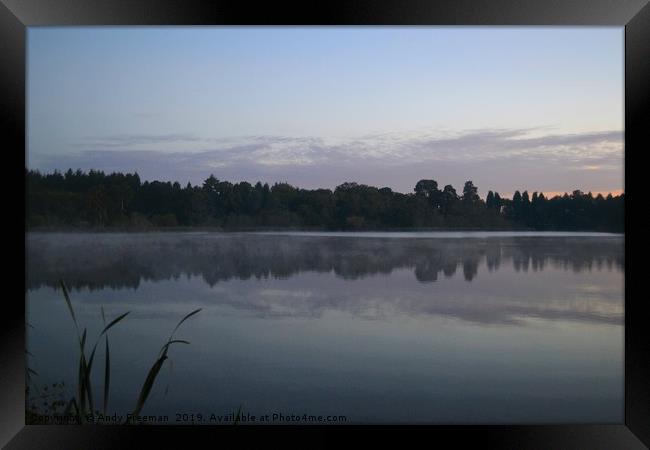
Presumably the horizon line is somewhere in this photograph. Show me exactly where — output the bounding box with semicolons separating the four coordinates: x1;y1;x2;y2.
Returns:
26;167;624;200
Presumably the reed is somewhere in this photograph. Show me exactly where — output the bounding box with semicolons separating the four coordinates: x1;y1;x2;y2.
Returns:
130;308;201;421
26;280;201;424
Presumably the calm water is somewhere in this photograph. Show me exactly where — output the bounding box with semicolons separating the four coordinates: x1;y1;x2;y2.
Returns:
26;231;624;424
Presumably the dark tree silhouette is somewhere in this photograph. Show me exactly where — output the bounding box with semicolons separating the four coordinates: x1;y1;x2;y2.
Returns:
462;181;480;204
26;169;624;232
440;184;459;218
414;179;442;211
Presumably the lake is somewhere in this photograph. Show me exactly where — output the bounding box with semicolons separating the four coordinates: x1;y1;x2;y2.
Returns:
25;231;624;424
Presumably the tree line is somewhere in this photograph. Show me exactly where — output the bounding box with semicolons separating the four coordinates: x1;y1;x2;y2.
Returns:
26;169;624;232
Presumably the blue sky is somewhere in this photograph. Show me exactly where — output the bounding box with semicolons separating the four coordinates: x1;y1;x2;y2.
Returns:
27;27;624;196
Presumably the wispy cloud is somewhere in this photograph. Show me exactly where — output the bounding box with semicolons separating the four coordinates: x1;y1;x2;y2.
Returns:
75;133;202;148
33;128;623;193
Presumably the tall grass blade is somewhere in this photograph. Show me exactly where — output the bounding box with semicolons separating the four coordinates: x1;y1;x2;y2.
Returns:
160;340;190;356
164;359;173;397
80;328;87;351
87;347;97;376
77;354;86;423
132;309;200;418
78;309;129;419
101;306;111;415
51;287;199;424
85;360;95;420
167;308;202;341
131;355;168;418
100;312;130;336
86;311;129;378
77;327;93;422
103;335;110;414
59;279;80;336
54;286;133;423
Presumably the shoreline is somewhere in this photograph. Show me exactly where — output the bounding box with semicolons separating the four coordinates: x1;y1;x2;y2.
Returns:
25;226;623;235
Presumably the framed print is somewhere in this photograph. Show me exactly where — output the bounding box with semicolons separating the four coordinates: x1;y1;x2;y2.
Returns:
2;0;648;448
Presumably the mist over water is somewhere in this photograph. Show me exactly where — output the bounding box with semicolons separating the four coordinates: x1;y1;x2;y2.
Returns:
26;232;624;423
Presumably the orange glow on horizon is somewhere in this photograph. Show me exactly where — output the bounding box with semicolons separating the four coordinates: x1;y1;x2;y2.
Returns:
496;189;624;199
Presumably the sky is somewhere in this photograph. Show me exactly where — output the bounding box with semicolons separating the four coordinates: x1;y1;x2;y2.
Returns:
27;27;624;197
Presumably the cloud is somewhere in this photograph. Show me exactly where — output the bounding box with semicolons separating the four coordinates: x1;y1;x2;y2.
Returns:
31;127;624;193
75;133;202;148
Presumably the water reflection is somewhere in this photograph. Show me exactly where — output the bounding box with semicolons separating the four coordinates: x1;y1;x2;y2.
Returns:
26;233;624;326
26;232;624;422
26;232;624;291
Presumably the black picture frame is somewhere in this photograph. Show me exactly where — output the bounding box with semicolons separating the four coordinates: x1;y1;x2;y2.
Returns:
2;0;648;448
